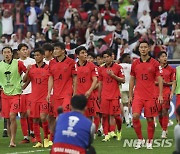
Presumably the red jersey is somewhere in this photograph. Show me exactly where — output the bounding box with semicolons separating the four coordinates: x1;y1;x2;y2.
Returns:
18;61;27;74
28;63;49;102
49;56;77;99
155;64;175;96
130;57;161;100
76;61;98;95
99;62;124;99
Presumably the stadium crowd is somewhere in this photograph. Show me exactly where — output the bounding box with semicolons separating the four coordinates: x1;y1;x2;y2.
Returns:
0;0;179;60
0;0;180;153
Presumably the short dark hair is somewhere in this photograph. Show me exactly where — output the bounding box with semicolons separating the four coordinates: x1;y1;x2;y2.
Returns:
88;52;96;59
120;53;130;62
139;40;149;46
53;42;65;50
75;46;87;55
176;105;180;116
96;53;102;58
42;43;54;52
2;46;13;53
71;95;87;110
34;48;45;55
157;51;167;58
102;49;112;57
18;43;28;51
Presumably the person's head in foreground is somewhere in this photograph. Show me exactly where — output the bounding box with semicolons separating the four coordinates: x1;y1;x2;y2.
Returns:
71;94;88;113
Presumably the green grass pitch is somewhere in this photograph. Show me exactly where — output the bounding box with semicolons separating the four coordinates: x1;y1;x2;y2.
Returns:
0;119;176;154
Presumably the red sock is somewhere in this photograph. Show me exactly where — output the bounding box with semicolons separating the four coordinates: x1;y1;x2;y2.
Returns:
159;116;163;128
109;124;116;132
162;116;168;131
147;121;155;142
133;119;143;139
33;123;41;142
28;117;33;132
94;116;100;132
102;115;109;135
115;116;122;131
50;133;54;141
20;118;28;136
42;121;49;139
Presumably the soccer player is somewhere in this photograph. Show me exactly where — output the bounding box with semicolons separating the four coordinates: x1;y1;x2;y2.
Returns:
75;47;98;119
42;43;54;64
129;40;163;149
75;46;99;134
18;43;36;143
155;51;174;138
46;42;77;135
51;94;96;154
23;48;50;148
119;53;132;128
0;46;26;147
98;49;125;142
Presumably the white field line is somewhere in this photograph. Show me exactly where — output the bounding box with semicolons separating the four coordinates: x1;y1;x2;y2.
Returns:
6;149;50;154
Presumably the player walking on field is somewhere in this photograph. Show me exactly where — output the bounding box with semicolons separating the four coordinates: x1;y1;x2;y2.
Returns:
23;48;50;148
129;40;163;149
0;46;27;147
155;51;175;138
98;50;125;142
75;46;98;119
46;42;77;140
18;43;36;143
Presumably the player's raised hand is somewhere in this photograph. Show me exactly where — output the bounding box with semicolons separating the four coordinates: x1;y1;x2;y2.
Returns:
158;95;163;104
107;69;114;77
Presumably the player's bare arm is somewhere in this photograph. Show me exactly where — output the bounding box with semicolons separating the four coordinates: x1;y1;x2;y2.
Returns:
46;76;53;102
170;80;177;100
72;75;77;96
107;70;125;83
85;76;98;98
98;81;102;103
23;65;31;82
22;80;30;90
157;75;163;104
129;76;135;105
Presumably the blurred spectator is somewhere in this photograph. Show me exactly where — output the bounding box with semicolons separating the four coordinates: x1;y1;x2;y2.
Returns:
150;0;164;18
0;35;8;60
22;31;35;52
79;6;88;21
105;19;116;32
166;6;179;35
138;10;151;29
114;22;129;41
12;1;25;33
164;0;174;11
96;0;106;11
12;49;19;59
46;0;60;24
96;38;108;54
82;0;95;12
137;0;150;19
2;9;13;35
9;34;19;50
96;12;106;33
26;0;41;34
40;5;51;29
42;21;54;42
118;0;131;18
100;1;116;21
167;39;175;59
173;37;180;59
158;27;170;45
134;20;147;35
